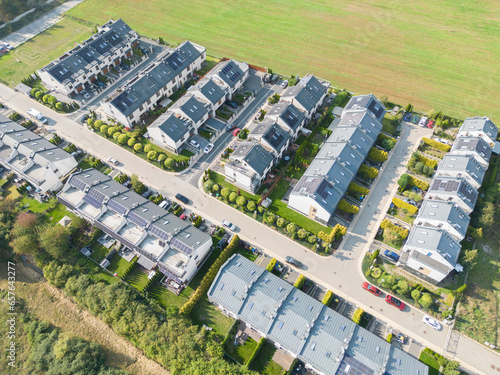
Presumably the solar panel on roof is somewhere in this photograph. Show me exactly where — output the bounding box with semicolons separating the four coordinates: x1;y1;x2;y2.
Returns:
108;199;127;215
127;211;148;228
82;194;102;208
87;188;106;203
149;225;171;241
170;237;193;255
70;177;87;191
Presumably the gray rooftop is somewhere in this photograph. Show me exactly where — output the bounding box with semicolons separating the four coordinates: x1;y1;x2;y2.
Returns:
406;225;461;267
416;200;470;238
343;94;386;121
173;225;211;253
230;142;274;176
69;169;112;191
196;77;225;104
250;121;291;153
429;177;478;210
174;95;208;123
451;136;492;163
33;147;75;164
327;125;375;156
148;212;190;242
307;158;353;193
438;154;486;186
460;116;498;141
211;59;245;88
281;85;318;113
129;201;167;226
291;176;344;214
149;112;190;142
266;102;305;132
337;109;383;141
109;189;148;211
208;254;428;375
0;116;26;135
315;142;364;175
298;74;328;101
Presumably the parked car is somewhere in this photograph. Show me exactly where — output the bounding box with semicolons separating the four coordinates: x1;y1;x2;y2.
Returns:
218;233;231;248
411;115;420;124
226;123;237;132
179;213;187;220
158;200;169;209
139;46;149;55
189;139;200;148
385;295;405;311
232;128;241;136
418;116;428;127
175;193;189;204
422;315;442;330
427;119;435;128
280;80;289;88
2;42;12;50
362;282;382;296
204;143;214;154
142;190;152;199
403;112;412;122
81;90;91;99
225;100;238;108
438;138;450;145
270;74;278;83
107;157;119;166
222;220;236;231
120;64;130;71
285;256;301;268
384;250;400;262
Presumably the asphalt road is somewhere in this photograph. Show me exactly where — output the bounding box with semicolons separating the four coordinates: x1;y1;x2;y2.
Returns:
0;84;497;375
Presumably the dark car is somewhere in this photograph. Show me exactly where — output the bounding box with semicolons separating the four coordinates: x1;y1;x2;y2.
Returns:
120;64;130;71
385;295;405;311
226;123;237;132
175;193;189;204
285;256;301;268
403;112;412;122
384;250;400;262
362;282;382;296
225;100;238;108
218;233;230;249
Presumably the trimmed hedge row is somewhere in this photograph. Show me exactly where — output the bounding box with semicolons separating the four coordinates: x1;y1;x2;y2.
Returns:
338;199;359;214
392;197;418;215
416;153;438;168
368;147;388;162
352;308;364;325
222;319;240;347
180;235;239;314
359;164;379;179
266;258;277;272
408;175;430;191
422;137;451;152
294;274;305;289
247;337;266;366
322;291;334;306
317;223;347;244
380;219;409;239
348;182;369;196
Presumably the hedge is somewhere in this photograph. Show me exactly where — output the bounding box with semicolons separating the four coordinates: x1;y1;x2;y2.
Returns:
247;337;266;366
338;199;359;214
348;182;369;196
380;219;409;239
266;258;277;272
422;137;451;152
416;153;438;168
368;147;388;162
294;274;305;289
408;175;430;191
352;308;364;325
180;235;239;314
370;249;380;262
378;132;397;143
359;164;379;179
222;319;240;347
322;291;334;306
318;223;347;244
392;197;418;215
386;333;393;343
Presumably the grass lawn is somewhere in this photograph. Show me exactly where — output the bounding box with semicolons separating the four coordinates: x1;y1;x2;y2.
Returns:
125;267;150;292
250;341;283;375
268;179;290;201
225;337;258;365
91;270;119;285
196;55;220;77
418;144;447;159
2;182;20;199
382;117;399;136
46;202;78;224
191;296;234;337
236;247;258;262
211;172;261;201
66;0;500;120
0;18;94;87
106;255;133;278
419;351;440;375
150;283;193;309
90;241;111;263
19;196;56;213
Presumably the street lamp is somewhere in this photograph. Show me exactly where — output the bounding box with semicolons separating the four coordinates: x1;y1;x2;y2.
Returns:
378;278;385;287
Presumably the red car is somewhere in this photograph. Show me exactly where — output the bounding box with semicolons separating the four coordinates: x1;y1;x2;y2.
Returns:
362;282;382;296
179;214;187;220
385;295;405;311
232;128;241;136
427;119;435;128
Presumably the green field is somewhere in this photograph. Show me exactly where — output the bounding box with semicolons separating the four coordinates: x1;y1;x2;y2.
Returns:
65;0;500;120
0;17;94;86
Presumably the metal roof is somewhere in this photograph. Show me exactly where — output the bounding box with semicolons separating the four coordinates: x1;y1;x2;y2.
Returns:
298;74;328;101
149;112;190;142
416;200;470;239
451;136;492;164
438;154;486;186
281;85;318;113
266;102;305;132
230;142;274;176
315;142;363;175
291;176;344;214
343;94;386;121
338;109;383;141
459;116;498;141
197;78;225;104
175;95;208;123
429;177;478;210
211;59;245;88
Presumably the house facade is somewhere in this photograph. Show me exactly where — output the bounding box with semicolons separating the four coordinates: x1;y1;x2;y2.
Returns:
148;112;192;153
265;102;307;137
280;75;329;119
39;19;139;96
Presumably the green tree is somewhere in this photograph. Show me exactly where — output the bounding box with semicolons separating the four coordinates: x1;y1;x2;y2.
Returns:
456;284;467;294
108;126;118;137
42;94;51;103
236;196;246;207
308;234;317;243
147;150;157;160
247;200;256;212
94;120;104;128
265;213;275;225
212;184;219;193
31;88;40;97
35;91;44;100
463;249;478;269
411;289;421;302
87;118;94;127
443;360;460;375
382;275;396;288
157;154;167;163
43;261;74;288
380;138;395;150
228;192;238;202
133;143;143;153
220;188;230;198
297;228;307;239
419;293;433;308
118;134;128;145
130;174;143;192
414;162;424;172
127;137;136;147
164;158;175;169
39;225;70;259
100;124;109;135
204;180;214;191
277;217;285;227
287;223;297;234
395;280;410;295
55;102;64;111
397;174;410;190
10;235;37;256
144;144;152;153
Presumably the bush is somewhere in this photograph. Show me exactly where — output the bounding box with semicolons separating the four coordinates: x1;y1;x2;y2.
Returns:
247;201;256;212
371;249;380;262
348;182;369;196
133;143;143;153
294;274;306;289
55;102;64;111
164;158;175;169
212;184;219;192
411;289;421;302
408;175;430;190
380;138;395;151
287;223;297;235
337;199;359;214
265;213;275;225
297;228;307;239
368;147;388;162
419;293;434;308
397;174;410;190
359;164;379;179
266;258;277;272
228;192;238;202
380;219;409;239
221;187;230;198
236;196;247;207
147;150;157;160
277;217;285;227
322;290;334;306
371;268;382;278
157;154;167;163
144;144;152;153
386;333;393;343
422;137;451;152
308;235;317;244
392;197;418;215
352;308;364;324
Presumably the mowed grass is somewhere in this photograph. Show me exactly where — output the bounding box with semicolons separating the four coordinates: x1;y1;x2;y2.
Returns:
66;0;500;120
0;18;94;86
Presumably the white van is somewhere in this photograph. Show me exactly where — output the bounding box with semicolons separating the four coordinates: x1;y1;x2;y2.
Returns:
27;108;48;124
158;200;169;209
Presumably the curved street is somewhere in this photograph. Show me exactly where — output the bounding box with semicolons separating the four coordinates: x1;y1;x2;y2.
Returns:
0;84;497;375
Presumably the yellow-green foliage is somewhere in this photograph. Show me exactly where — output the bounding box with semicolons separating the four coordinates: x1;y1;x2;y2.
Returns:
338;199;359;214
322;290;334;306
368;147;388;162
318;223;347;244
380;219;409;239
266;258;277;272
359;164;379;179
392;197;418;215
417;153;438;168
352;308;364;324
294;274;306;289
422;137;451;152
348;182;369;196
379;133;397;143
408;175;430;190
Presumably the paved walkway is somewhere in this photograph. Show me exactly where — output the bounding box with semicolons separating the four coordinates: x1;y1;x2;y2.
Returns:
2;0;85;48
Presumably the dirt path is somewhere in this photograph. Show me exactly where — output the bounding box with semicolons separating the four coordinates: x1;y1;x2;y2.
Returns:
0;262;168;375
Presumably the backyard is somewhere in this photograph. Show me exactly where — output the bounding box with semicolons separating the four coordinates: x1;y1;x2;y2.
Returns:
191;296;234;338
0;18;94;86
225;336;258;365
125;266;150;292
250;341;283;375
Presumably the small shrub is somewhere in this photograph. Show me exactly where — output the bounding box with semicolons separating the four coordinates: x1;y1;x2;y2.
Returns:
352;308;364;324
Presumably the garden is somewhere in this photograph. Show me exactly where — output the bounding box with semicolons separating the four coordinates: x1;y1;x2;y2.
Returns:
406;151;438;178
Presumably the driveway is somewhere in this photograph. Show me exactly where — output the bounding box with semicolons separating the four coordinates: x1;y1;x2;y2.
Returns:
0;83;496;375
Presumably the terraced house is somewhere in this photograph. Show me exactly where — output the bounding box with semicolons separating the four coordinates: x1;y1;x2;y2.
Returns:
39;19;139;96
0;114;77;192
100;41;206;127
280;74;329;119
57;169;212;286
208;254;429;375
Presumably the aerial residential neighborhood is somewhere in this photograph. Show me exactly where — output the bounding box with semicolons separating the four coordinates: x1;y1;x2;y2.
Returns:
0;1;499;375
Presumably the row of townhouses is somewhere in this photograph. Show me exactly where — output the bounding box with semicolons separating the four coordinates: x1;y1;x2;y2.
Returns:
0;114;77;192
288;94;386;225
57;168;212;285
208;254;429;375
39;19;139;96
147;59;250;152
400;116;499;284
224;75;329;193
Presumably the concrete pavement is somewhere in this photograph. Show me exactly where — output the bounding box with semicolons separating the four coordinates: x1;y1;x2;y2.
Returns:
0;84;496;374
